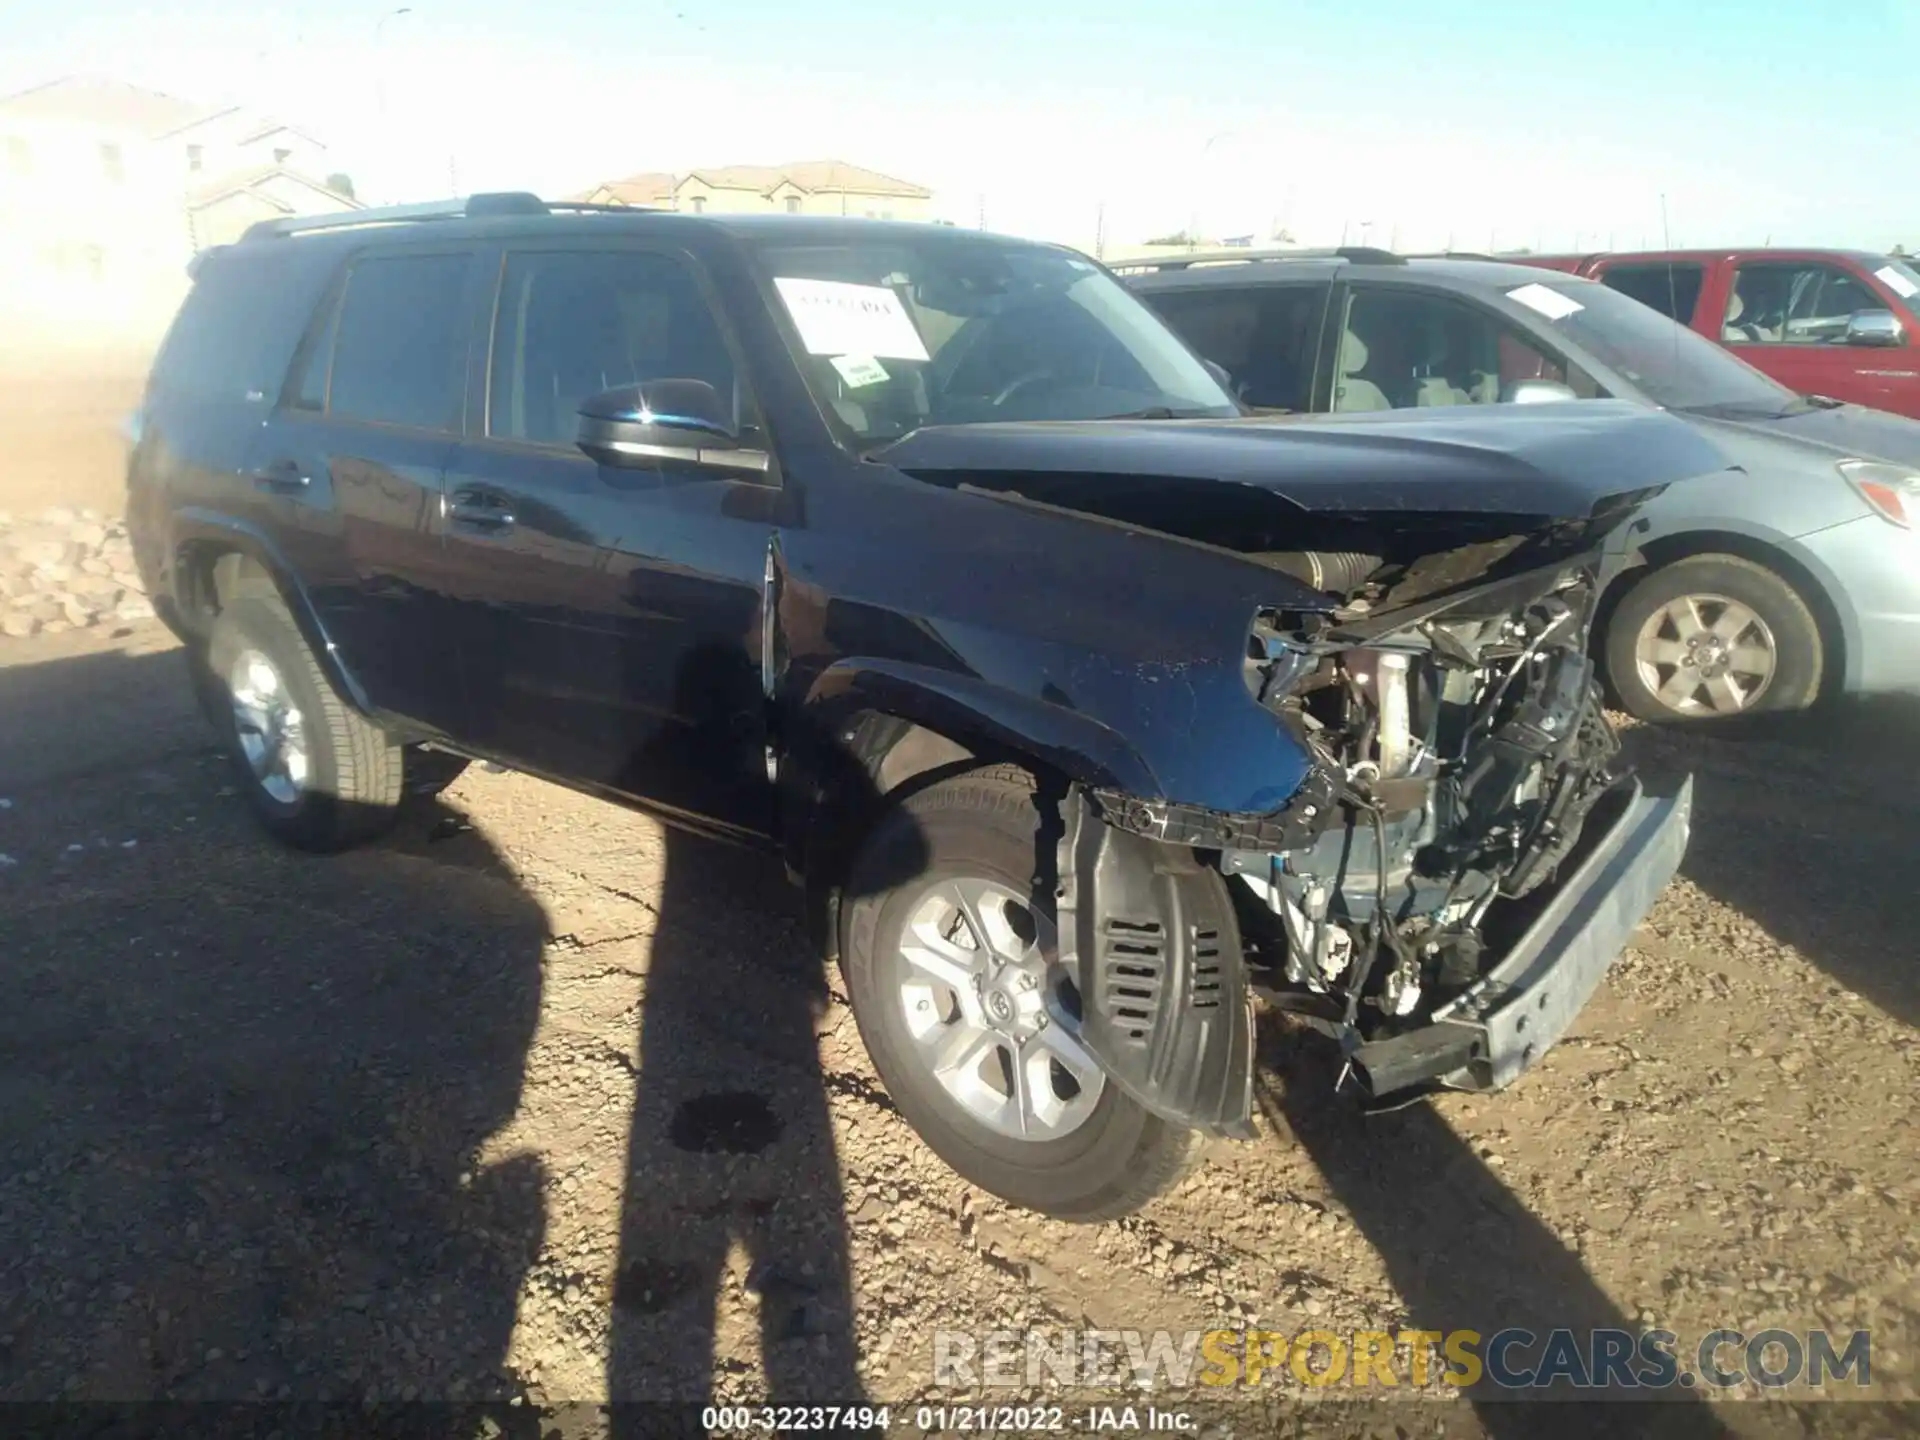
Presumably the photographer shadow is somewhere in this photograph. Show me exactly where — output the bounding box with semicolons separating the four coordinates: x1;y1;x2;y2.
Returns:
604;641;926;1432
1258;1025;1729;1439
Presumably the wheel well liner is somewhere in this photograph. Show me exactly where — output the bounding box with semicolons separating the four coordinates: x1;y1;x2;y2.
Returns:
169;513;373;714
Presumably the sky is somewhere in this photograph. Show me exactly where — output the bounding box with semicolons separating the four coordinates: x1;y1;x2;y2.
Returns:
0;0;1911;253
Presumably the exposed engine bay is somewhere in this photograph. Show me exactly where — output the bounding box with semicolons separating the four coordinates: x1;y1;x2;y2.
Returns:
1226;566;1623;1053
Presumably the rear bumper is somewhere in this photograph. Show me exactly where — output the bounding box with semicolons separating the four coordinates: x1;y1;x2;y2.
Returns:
1349;773;1693;1097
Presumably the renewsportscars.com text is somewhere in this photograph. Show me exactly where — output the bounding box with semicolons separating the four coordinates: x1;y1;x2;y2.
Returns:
932;1326;1872;1391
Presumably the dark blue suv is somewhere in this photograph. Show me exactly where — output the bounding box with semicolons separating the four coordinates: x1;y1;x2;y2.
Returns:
127;195;1713;1218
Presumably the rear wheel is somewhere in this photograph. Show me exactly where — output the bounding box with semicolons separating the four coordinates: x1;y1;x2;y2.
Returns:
840;765;1198;1221
1605;554;1823;723
205;595;404;851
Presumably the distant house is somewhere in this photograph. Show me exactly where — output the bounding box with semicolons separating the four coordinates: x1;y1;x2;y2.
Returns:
0;77;357;351
571;161;933;221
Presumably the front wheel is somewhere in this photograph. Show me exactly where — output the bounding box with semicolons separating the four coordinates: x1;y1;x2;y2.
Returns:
839;765;1198;1221
205;595;405;851
1604;554;1824;723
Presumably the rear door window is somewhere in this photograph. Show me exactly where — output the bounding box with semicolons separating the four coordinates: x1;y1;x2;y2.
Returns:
1145;284;1329;412
324;252;475;431
1596;262;1705;323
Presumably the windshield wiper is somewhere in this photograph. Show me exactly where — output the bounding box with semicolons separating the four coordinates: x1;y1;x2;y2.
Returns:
1100;405;1223;421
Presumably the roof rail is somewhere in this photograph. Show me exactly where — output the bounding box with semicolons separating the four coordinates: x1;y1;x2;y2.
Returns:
240;191;574;241
1106;245;1405;274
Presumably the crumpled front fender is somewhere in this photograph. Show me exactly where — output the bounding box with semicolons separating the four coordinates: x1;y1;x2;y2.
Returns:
1056;788;1255;1139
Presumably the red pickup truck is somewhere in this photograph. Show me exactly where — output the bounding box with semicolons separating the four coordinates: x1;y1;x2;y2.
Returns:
1519;249;1920;419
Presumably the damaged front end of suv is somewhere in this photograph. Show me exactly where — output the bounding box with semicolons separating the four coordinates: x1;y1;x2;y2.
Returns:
1073;557;1692;1132
891;405;1708;1140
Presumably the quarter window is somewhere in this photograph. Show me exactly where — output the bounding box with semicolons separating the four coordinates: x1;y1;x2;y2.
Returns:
1724;262;1883;345
487;249;743;446
326;253;473;431
1598;263;1704;323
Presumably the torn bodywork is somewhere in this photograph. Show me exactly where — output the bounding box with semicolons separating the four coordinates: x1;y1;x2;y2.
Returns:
1049;458;1696;1131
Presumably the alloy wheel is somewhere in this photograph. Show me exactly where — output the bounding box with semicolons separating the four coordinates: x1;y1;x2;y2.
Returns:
228;647;310;804
893;876;1104;1141
1633;592;1779;716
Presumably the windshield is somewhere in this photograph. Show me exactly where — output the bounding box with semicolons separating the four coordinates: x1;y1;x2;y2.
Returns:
1508;279;1798;415
748;232;1239;447
1870;257;1920;304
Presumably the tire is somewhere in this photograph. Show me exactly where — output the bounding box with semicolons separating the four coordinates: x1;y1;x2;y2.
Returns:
1604;554;1823;724
404;747;472;798
840;765;1198;1221
205;594;404;851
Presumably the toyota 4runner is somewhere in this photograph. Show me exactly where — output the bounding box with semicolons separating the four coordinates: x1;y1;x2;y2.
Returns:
127;194;1713;1220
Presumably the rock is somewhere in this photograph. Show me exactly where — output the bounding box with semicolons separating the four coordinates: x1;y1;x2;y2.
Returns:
42;619;70;634
16;540;74;571
39;507;77;526
70;522;108;549
79;558;113;577
114;596;156;622
0;614;34;639
69;574;121;598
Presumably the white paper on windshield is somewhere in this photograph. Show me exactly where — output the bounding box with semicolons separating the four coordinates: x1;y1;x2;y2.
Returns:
830;354;890;388
1876;265;1919;299
1506;282;1585;321
773;278;930;361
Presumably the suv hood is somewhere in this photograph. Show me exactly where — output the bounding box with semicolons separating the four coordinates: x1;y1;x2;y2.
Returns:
1695;401;1920;472
882;400;1730;609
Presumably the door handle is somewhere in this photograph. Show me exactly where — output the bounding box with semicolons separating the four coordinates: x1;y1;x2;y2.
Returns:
447;488;516;532
251;459;310;493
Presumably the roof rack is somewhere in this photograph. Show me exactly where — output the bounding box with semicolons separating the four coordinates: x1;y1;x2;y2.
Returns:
1107;245;1405;273
240;191;659;241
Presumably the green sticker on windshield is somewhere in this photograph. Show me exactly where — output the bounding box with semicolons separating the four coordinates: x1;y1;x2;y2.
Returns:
830;354;890;389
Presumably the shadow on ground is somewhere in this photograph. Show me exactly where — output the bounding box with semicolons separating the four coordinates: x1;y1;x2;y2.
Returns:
1615;693;1920;1026
1259;1042;1729;1439
0;644;546;1415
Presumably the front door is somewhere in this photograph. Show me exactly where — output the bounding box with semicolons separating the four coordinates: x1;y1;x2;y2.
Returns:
440;241;781;840
1718;257;1920;415
251;246;483;732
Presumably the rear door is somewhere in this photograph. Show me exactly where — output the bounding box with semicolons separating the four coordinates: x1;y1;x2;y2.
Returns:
1714;254;1920;414
252;244;486;731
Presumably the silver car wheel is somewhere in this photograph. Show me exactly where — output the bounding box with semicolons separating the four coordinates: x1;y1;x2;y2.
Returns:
228;647;310;804
894;875;1104;1142
1634;592;1779;716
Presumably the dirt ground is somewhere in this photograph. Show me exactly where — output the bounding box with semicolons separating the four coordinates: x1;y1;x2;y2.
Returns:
0;624;1914;1437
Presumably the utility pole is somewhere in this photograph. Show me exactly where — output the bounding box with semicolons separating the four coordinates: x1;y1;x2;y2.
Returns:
1094;201;1106;260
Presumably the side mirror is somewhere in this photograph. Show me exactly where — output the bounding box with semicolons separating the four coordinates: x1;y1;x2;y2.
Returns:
1504;378;1579;405
576;380;769;474
1200;357;1233;389
1845;310;1904;348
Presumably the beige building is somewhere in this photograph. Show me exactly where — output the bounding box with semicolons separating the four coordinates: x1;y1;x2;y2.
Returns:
573;161;933;222
0;77;358;355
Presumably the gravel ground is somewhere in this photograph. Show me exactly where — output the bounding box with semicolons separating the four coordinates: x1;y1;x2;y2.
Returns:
0;626;1913;1438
